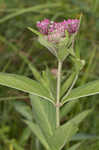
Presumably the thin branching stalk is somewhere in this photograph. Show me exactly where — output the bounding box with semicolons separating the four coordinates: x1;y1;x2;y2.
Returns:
56;61;62;128
63;74;78;100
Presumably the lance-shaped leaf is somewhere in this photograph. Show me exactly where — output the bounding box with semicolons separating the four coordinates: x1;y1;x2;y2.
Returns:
57;33;69;61
28;27;42;36
68;109;92;125
60;109;92;145
70;56;85;73
59;109;91;150
62;80;99;104
13;101;33;121
72;133;99;141
48;122;78;150
42;68;57;100
57;31;77;61
25;120;50;150
0;73;53;103
18;53;55;100
28;27;58;57
38;35;58;57
30;95;56;138
19;127;31;146
60;101;77;119
67;142;81;150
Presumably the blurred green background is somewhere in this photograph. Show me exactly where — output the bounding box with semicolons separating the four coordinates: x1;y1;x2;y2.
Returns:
0;0;99;150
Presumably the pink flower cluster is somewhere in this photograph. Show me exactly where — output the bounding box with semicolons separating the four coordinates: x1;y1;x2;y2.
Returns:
37;19;50;34
37;19;79;43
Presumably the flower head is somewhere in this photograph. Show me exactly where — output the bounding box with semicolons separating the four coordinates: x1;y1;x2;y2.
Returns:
36;18;80;43
37;19;50;34
66;19;80;33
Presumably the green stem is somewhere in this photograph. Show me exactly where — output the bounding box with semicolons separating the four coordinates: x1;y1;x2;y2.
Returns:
56;61;62;128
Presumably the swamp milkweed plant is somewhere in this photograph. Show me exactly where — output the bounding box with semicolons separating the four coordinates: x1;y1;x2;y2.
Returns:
0;16;99;150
